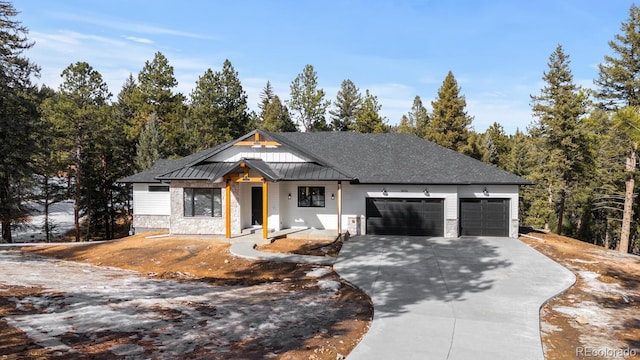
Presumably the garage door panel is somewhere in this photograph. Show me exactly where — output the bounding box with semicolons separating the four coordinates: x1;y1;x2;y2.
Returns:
460;199;509;237
366;198;443;236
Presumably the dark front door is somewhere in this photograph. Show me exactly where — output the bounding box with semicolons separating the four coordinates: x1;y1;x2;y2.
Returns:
459;199;509;236
251;187;263;226
366;198;444;236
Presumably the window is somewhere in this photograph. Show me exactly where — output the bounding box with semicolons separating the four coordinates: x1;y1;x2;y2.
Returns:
184;188;222;217
298;186;325;207
148;185;169;192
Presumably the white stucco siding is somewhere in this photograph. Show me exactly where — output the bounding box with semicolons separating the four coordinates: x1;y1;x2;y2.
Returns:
132;183;171;215
207;146;310;163
279;181;340;230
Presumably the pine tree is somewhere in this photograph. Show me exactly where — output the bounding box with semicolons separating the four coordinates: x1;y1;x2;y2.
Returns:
0;1;40;242
329;79;362;131
131;52;186;156
288;64;330;132
260;95;297;132
530;45;592;235
135;113;163;170
187;60;252;151
353;90;388;133
258;81;275;114
408;96;429;138
595;4;640;108
41;62;111;241
484;122;511;168
426;71;473;152
396;114;416;135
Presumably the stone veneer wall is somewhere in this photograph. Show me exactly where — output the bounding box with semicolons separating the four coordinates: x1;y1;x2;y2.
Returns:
169;180;240;235
445;219;459;238
133;215;170;232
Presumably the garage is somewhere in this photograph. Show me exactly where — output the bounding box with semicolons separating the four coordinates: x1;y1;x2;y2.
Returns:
366;198;444;236
460;199;510;236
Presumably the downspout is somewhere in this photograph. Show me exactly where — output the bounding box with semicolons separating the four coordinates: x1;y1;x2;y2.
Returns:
337;181;342;237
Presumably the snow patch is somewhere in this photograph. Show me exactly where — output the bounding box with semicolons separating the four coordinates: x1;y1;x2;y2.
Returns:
318;280;341;293
305;267;332;278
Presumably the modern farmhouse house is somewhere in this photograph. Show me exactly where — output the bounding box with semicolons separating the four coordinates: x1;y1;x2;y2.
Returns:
119;130;531;239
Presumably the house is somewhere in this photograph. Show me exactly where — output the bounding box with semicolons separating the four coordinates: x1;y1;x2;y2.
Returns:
119;130;532;239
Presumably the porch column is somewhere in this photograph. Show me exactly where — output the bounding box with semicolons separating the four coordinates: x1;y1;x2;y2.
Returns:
225;179;231;239
262;180;268;239
337;181;342;236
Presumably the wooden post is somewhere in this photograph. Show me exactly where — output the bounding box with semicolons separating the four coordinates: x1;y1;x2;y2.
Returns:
225;179;231;239
262;180;268;240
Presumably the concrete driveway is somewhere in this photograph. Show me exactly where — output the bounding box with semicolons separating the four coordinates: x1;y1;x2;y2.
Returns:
334;236;575;360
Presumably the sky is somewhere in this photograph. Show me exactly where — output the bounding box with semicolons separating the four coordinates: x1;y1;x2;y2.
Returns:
15;1;635;134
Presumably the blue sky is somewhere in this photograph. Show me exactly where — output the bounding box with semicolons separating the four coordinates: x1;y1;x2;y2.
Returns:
16;1;634;134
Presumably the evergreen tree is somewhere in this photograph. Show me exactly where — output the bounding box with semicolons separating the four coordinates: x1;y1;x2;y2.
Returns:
595;4;640;108
260;95;297;132
131;52;186;156
529;45;592;235
288;64;330;132
329;79;362;131
353;90;388;133
396;114;416;135
135;113;163;170
484;122;511;168
188;60;252;151
426;71;473;152
408;96;429;138
0;1;40;242
41;62;111;241
258;80;275;114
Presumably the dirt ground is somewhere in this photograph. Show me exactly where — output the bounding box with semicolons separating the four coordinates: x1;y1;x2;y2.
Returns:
521;231;640;360
0;233;372;359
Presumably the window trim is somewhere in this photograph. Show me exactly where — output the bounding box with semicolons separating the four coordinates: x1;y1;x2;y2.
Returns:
148;185;169;192
183;188;222;217
297;186;325;208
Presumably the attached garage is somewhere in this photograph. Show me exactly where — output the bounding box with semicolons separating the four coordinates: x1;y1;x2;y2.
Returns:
366;198;444;236
459;199;510;236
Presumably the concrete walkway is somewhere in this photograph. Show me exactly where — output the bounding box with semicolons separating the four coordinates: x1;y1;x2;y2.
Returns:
229;229;338;266
333;236;575;360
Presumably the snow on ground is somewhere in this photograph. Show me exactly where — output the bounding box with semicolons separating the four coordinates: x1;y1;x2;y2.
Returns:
0;251;344;358
11;200;75;243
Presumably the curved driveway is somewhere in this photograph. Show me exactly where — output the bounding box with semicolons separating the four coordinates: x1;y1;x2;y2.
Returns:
334;236;575;360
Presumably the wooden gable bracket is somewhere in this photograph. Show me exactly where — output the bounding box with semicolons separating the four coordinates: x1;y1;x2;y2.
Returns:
234;132;281;148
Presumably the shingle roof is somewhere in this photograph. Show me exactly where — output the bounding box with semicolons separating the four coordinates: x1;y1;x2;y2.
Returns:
267;131;531;185
120;130;531;185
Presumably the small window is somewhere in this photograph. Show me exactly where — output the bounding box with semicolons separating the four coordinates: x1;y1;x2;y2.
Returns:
184;188;222;217
298;186;325;207
148;185;169;192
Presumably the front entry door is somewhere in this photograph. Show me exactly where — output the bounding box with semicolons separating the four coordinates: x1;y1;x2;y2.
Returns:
251;187;263;226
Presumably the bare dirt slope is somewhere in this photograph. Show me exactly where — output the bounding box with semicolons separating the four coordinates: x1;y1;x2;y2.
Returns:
0;233;372;359
521;231;640;360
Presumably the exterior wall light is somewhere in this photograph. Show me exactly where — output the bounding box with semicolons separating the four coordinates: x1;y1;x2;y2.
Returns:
331;193;335;200
288;193;292;200
423;187;429;196
382;188;388;196
483;187;489;196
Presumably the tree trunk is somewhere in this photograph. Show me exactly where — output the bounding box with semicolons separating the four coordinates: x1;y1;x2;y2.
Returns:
619;149;636;253
44;175;50;243
74;134;82;242
556;189;566;235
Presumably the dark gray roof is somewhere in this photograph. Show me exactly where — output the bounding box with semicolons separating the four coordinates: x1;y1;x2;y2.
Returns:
117;141;234;183
267;131;531;185
120;130;531;185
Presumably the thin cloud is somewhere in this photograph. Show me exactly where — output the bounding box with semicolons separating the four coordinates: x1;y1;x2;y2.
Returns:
53;11;217;40
124;36;154;44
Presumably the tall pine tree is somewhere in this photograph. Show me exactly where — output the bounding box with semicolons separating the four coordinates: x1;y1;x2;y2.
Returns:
329;79;362;131
529;45;592;235
426;71;473;152
0;1;40;242
288;64;330;132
